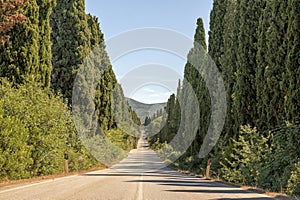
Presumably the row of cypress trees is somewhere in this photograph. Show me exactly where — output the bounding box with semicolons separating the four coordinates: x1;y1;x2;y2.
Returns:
209;0;299;134
0;0;140;180
150;0;299;196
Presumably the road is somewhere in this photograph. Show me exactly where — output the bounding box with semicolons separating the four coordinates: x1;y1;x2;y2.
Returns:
0;138;274;200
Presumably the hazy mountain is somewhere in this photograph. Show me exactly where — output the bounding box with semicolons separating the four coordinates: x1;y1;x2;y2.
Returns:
126;98;166;122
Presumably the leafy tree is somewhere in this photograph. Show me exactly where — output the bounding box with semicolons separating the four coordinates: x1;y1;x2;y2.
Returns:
0;80;97;178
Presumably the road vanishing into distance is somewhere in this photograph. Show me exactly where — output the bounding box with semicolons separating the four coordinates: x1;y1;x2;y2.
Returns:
0;137;275;200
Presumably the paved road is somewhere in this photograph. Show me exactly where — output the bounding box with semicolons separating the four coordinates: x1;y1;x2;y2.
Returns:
0;138;274;200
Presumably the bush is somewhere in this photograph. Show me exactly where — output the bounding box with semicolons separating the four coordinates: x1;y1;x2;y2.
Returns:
220;125;270;186
0;81;97;180
0;106;32;181
287;161;300;197
218;123;300;196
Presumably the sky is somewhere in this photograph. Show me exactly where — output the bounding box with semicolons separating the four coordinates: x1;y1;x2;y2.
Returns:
86;0;214;104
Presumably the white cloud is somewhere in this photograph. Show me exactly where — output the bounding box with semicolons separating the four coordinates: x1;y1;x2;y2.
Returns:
149;94;160;97
143;88;156;93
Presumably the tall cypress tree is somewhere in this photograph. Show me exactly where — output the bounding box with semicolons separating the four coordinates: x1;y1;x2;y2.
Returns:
233;0;266;128
285;0;300;122
36;0;55;87
181;18;208;158
0;0;40;85
208;0;227;72
51;0;90;100
256;1;272;130
257;1;288;130
219;0;239;138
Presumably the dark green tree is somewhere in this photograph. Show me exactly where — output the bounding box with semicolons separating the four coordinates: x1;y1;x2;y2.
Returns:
51;0;90;100
285;0;300;122
208;0;227;72
0;0;40;85
233;0;266;128
219;0;239;138
256;0;288;130
144;116;152;126
36;0;55;87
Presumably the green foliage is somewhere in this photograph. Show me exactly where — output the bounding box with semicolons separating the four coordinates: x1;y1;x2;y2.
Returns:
154;1;300;197
0;0;54;87
149;17;210;173
36;0;54;87
106;128;136;151
285;0;300;123
220;126;270;186
287;161;300;197
0;104;32;181
0;0;52;86
256;1;288;130
51;0;90;100
0;80;97;180
264;122;300;192
233;0;266;128
219;0;239;138
218;123;300;196
208;0;227;71
157;93;180;143
0;0;138;183
146;116;163;139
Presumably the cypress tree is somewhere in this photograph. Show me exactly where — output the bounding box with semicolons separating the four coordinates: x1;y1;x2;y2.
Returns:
0;0;54;87
95;65;117;131
285;0;300;122
219;0;239;138
208;0;227;72
257;1;288;130
0;0;40;85
51;0;90;100
36;0;55;87
87;14;103;49
180;18;208;157
256;1;272;130
233;0;266;128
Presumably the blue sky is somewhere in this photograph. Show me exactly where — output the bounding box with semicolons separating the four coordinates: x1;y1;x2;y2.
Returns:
86;0;214;104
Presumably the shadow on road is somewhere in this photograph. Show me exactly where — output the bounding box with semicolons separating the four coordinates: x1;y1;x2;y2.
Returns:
80;137;275;200
217;198;273;200
165;189;254;194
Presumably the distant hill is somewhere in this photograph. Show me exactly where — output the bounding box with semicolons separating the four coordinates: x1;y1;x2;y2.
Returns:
126;98;166;122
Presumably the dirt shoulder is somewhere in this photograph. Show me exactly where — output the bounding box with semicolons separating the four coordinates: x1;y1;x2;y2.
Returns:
174;169;298;200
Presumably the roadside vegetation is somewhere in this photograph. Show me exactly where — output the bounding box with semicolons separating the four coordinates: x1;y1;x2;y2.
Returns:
149;0;300;197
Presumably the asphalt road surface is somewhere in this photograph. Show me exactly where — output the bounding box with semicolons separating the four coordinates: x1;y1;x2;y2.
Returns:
0;138;275;200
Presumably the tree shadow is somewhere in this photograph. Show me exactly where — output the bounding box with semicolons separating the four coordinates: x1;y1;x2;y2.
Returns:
217;198;273;200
